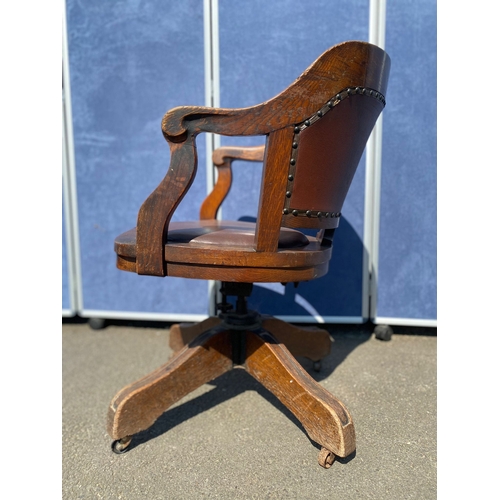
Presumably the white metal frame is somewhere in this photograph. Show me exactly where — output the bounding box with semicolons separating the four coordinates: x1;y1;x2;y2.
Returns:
363;0;387;323
80;310;209;322
375;317;437;328
204;0;222;316
62;108;74;317
62;4;83;316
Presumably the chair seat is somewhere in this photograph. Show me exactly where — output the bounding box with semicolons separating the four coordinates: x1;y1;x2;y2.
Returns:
114;220;332;282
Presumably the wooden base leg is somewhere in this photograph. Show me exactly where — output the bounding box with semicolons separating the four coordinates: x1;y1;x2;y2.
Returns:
169;317;223;353
107;326;232;441
244;329;355;459
261;317;332;362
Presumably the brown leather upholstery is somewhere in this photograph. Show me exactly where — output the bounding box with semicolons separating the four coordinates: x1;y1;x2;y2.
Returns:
289;94;384;215
115;220;309;258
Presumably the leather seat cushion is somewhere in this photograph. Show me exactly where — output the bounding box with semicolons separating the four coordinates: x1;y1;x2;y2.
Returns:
166;220;309;249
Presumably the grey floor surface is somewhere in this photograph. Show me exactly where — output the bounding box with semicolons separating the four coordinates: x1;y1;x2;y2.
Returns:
62;322;436;499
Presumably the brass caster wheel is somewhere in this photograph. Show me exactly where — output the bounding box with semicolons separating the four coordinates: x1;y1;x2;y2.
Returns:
318;447;335;469
111;436;132;454
313;360;322;372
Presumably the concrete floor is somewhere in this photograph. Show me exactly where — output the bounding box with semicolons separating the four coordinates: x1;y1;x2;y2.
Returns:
62;321;436;499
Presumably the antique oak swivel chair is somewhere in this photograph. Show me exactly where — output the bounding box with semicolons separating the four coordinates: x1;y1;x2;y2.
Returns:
108;41;390;468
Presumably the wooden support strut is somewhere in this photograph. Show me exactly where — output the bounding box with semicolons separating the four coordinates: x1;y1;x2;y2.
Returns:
244;328;355;458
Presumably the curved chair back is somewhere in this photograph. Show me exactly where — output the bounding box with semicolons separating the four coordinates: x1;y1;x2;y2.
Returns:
136;41;390;274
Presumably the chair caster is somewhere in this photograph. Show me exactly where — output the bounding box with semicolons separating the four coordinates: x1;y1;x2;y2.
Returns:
111;436;132;454
318;447;335;468
374;324;393;341
313;360;322;372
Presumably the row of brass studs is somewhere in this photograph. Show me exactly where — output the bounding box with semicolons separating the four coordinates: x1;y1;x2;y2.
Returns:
291;87;385;137
283;86;386;216
282;208;341;219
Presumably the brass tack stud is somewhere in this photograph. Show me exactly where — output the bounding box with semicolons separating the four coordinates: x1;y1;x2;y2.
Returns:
317;212;322;218
294;126;300;133
317;110;323;117
304;120;311;126
283;208;289;215
306;210;311;217
325;212;329;217
290;158;296;165
328;100;333;108
288;174;294;181
292;210;298;216
286;191;291;198
292;142;298;148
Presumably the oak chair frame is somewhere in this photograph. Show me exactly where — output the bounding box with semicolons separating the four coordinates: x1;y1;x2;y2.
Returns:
108;41;390;468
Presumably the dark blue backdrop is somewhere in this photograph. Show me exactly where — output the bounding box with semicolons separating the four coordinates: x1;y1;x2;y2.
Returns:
65;0;208;317
377;0;437;322
218;0;369;320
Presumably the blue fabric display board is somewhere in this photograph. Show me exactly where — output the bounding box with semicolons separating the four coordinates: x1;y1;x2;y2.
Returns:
377;0;437;324
66;0;209;318
218;0;369;321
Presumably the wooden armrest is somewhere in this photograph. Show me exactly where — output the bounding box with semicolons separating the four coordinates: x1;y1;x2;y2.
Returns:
161;42;388;143
200;145;265;220
136;135;198;276
212;145;265;165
